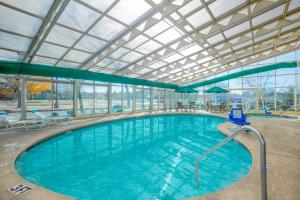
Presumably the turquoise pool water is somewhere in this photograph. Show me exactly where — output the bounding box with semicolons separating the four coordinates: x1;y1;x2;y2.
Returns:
15;114;252;200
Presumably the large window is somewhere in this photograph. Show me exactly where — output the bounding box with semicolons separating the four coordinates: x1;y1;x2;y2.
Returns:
95;85;108;114
136;87;143;111
112;85;122;113
122;85;133;112
276;88;294;110
78;84;94;115
0;76;21;119
143;88;150;110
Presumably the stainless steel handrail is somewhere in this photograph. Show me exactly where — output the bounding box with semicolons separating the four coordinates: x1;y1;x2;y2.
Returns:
195;126;267;200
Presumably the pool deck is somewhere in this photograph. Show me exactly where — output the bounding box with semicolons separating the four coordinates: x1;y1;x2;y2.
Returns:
0;111;299;200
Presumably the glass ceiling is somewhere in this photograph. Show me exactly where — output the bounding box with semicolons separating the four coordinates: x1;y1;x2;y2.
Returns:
0;0;299;85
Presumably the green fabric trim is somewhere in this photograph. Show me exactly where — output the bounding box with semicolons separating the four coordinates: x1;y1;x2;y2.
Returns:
188;62;297;88
0;60;179;90
204;86;229;93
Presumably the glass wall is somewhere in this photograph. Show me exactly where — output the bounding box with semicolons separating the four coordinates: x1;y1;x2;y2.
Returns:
136;87;143;111
112;85;122;113
0;76;21;119
143;88;150;111
196;50;300;112
79;84;94;115
95;85;108;114
122;85;133;112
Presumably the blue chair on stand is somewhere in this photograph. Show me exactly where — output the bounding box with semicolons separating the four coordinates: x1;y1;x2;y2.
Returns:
229;107;251;126
264;107;272;115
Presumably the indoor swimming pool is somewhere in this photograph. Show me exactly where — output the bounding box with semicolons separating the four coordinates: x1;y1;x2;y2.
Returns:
15;114;252;200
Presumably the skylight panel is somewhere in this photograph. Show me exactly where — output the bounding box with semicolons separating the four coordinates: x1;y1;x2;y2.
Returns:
144;20;170;37
89;16;126;40
109;47;129;59
206;33;224;45
75;35;107;53
288;0;300;12
138;67;153;74
32;56;57;65
108;0;151;25
57;60;79;68
186;8;212;28
223;21;250;38
180;45;202;56
135;40;162;54
154;28;182;44
147;61;166;69
46;25;81;46
181;62;197;69
0;5;42;37
0;49;23;61
0;32;32;52
64;49;91;63
125;35;148;49
97;58;115;67
81;0;115;12
37;43;68;59
178;0;202;16
58;1;100;32
107;61;127;70
196;56;212;64
163;53;183;63
1;0;54;17
120;51;143;62
252;5;284;27
208;0;246;18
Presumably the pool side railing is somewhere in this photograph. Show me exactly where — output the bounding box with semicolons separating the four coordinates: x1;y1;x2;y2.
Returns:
195;126;267;200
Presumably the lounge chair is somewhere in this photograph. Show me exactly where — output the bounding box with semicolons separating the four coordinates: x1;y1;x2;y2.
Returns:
229;107;251;126
0;111;47;130
31;110;72;124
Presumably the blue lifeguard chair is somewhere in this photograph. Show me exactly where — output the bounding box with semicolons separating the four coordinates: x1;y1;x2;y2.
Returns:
229;107;251;126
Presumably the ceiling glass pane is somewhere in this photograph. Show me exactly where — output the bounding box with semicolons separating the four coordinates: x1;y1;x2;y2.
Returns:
0;32;32;52
80;0;115;12
178;0;202;16
75;35;107;53
107;60;127;70
109;47;129;59
154;28;182;44
135;40;162;54
63;49;91;63
37;43;68;59
57;60;79;68
58;1;100;32
223;21;250;38
186;8;211;28
0;0;54;17
97;57;115;67
163;53;183;63
252;5;284;27
46;25;82;47
180;44;202;56
0;49;22;61
125;35;148;49
89;16;126;40
147;61;166;69
120;51;143;62
32;56;58;65
0;5;42;37
108;0;151;25
144;20;170;37
209;0;246;18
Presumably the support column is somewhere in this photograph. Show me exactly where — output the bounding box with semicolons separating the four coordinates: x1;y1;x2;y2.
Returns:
150;88;154;112
108;84;112;113
164;89;167;111
93;83;95;115
73;80;79;117
20;77;26;120
132;86;136;112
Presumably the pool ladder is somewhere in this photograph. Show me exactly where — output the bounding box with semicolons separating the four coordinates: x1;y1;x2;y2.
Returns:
195;126;267;200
